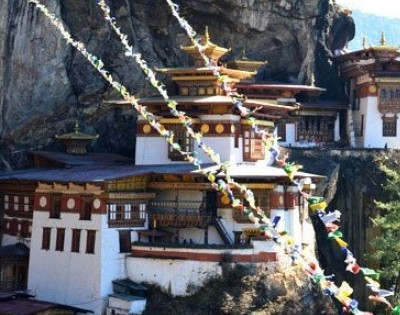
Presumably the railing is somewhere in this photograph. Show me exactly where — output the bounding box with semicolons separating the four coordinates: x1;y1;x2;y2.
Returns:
148;199;208;228
212;217;233;245
150;213;210;228
108;218;146;228
149;200;202;212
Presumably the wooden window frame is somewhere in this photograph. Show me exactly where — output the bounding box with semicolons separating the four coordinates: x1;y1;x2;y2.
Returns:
71;229;81;253
42;227;51;250
80;196;92;221
189;86;198;96
50;194;62;219
119;230;131;253
382;116;397;137
55;228;65;252
86;230;96;254
4;194;9;210
277;121;286;142
242;127;265;161
168;124;194;161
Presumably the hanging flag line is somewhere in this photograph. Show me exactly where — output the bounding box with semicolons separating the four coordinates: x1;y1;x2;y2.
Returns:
165;0;280;148
27;1;398;313
164;1;398;313
95;0;279;230
297;196;397;314
28;0;274;232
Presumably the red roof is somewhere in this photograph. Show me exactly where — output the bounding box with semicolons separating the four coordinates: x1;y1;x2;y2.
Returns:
0;292;93;314
0;298;55;314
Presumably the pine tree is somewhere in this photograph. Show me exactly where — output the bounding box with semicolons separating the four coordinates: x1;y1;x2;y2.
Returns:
370;164;400;306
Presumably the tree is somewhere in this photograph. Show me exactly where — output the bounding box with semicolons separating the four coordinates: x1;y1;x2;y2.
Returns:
369;163;400;307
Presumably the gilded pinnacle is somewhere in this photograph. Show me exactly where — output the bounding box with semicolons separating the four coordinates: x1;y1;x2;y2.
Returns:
380;32;386;46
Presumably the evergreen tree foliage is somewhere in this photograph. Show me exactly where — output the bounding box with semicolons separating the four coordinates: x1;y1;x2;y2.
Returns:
370;164;400;305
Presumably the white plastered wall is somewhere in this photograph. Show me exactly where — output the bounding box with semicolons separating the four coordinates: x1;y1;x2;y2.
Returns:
28;212;126;315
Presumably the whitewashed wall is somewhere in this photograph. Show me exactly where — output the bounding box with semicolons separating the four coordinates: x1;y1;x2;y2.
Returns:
28;212;126;315
360;96;400;149
135;137;172;165
127;257;222;296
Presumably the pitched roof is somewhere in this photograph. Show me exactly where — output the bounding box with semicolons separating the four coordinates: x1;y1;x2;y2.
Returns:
0;293;92;314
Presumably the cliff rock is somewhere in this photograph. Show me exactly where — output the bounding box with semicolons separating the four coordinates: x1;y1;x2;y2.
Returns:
0;0;354;169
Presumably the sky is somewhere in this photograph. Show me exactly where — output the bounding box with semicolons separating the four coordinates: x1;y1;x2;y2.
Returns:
336;0;400;18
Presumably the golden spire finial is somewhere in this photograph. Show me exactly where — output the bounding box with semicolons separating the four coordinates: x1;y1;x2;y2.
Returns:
204;26;210;44
362;36;367;49
380;32;386;46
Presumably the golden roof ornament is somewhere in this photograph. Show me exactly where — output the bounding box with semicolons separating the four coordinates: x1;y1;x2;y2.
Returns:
181;26;231;66
362;36;367;49
55;121;99;155
380;32;387;47
204;25;210;44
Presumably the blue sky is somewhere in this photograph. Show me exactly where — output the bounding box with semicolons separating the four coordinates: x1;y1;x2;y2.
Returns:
336;0;400;18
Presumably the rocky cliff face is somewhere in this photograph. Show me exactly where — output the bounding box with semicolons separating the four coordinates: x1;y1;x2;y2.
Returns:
0;0;354;170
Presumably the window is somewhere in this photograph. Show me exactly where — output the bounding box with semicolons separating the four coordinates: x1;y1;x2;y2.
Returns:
23;196;30;212
378;85;400;112
352;89;360;110
80;196;92;220
296;116;335;143
382;116;397;137
71;229;81;253
360;115;364;137
206;86;214;95
180;87;189;96
189;86;197;96
86;230;96;254
108;204;117;220
168;125;194;161
50;194;61;219
55;228;65;251
42;227;51;250
14;196;19;211
277;121;286;142
124;204;132;220
108;202;147;227
242;127;265;161
4;195;9;210
119;230;131;253
139;204;146;220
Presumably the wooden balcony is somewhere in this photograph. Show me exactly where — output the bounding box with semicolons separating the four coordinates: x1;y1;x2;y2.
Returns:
148;199;210;228
4;209;33;219
232;208;252;223
150;213;210;228
108;218;146;228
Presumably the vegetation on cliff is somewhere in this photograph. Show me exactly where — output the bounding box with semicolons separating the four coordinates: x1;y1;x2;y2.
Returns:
143;265;336;315
370;162;400;307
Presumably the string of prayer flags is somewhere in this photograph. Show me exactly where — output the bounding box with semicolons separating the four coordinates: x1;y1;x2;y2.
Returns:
343;249;360;274
320;210;342;224
30;1;396;314
361;268;380;280
96;0;279;231
31;0;268;237
165;0;279;152
307;196;328;212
